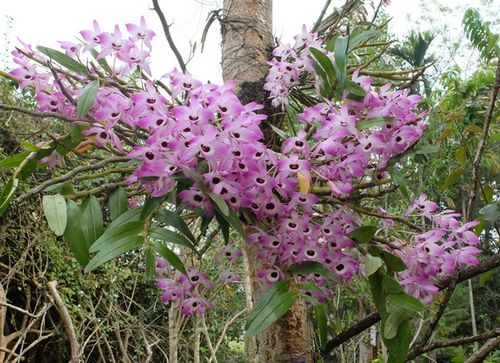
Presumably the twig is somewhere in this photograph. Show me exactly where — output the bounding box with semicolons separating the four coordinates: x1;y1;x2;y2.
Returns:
47;281;79;363
465;58;500;221
16;156;128;201
408;328;500;360
209;309;247;362
321;252;500;355
312;0;332;32
152;0;187;73
0;103;79;122
464;334;500;363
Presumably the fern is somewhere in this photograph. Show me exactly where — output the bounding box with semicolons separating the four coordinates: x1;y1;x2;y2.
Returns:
462;8;499;62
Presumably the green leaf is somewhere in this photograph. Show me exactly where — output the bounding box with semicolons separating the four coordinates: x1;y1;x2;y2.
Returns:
356;117;394;131
382;274;404;294
20;141;41;152
384;308;408;339
42;194;67;236
455;146;467;165
44;182;74;195
385;320;412;363
0;152;30;168
64;200;89;266
77;80;99;118
140;196;165;220
380;251;407;272
150;240;187;275
269;124;289;140
414;144;439;155
390;166;409;199
245;280;296;336
483;184;493;204
348;225;377;244
387;293;424;312
345;80;366;101
81;196;103;247
108;187;128;221
155;209;196;243
333;36;349;96
145;246;156;279
314;303;328;349
288;261;336;281
85;222;143;272
479;270;493;285
365;253;383;276
478;201;500;223
89;207;143;253
149;227;196;250
0;178;19;218
309;47;336;82
209;193;230;216
347;29;382;53
442;168;464;189
37;46;88;74
214;209;230;244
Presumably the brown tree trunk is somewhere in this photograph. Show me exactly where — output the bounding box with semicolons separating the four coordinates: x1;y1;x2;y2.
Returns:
221;1;313;362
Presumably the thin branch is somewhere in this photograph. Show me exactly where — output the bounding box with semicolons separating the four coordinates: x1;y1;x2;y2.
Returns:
464;334;500;363
0;103;79;122
465;58;500;221
321;253;500;355
152;0;187;73
410;278;457;354
407;328;500;360
47;281;79;363
16;156;128;202
312;0;332;32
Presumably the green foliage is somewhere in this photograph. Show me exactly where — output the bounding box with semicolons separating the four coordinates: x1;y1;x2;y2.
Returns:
463;8;499;62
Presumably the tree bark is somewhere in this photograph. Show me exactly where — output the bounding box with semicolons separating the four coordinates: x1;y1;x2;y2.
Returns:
221;1;313;362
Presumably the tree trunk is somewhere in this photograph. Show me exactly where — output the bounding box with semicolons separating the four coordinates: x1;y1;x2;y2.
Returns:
221;1;313;362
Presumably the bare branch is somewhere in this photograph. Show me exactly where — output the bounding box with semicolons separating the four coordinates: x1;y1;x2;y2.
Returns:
151;0;187;73
321;253;500;355
47;281;80;363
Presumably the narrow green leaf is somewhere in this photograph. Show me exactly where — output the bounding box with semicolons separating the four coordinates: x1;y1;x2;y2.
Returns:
151;240;187;275
385;320;412;363
442;168;464;189
380;251;407;272
42;194;67;236
81;196;103;247
0;152;30;168
85;225;142;272
345;80;366;101
482;184;493;204
382;274;404;294
64;200;89;266
245;280;296;336
109;187;128;221
209;193;230;216
149;227;196;251
414;144;439;155
356;117;394;131
269;124;289;140
348;225;377;244
288;261;337;281
309;47;336;81
390;166;409;199
384;308;408;339
347;29;382;53
455;146;466;165
155;209;196;243
0;178;19;218
478;201;500;223
314;303;328;349
140;196;165;220
89;207;143;253
365;253;383;276
214;209;230;243
145;246;156;279
37;45;88;74
77;80;99;118
387;293;424;312
333;36;349;96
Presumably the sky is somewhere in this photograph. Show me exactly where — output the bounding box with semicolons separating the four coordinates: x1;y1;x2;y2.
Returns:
0;0;493;83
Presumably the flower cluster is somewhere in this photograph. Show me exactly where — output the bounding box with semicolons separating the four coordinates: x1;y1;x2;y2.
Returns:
8;19;482;314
